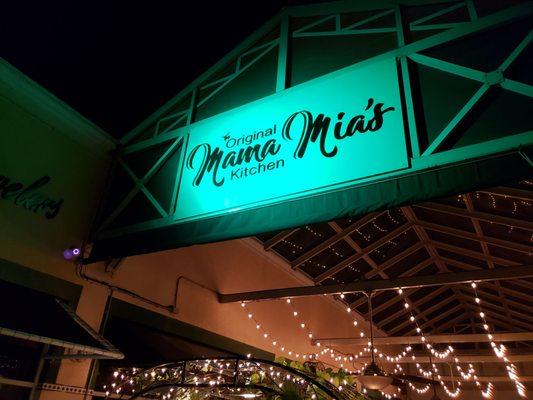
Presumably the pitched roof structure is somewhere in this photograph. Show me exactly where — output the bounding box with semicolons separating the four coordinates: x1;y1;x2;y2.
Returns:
256;179;533;343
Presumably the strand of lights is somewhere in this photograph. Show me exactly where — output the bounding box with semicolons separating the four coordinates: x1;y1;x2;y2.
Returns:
379;388;402;399
281;239;303;255
348;210;402;244
397;288;455;360
284;298;356;371
335;293;418;366
397;288;464;398
336;293;360;328
242;300;352;371
240;302;317;361
481;383;495;399
441;381;461;398
408;381;431;394
414;362;434;378
361;344;413;363
453;359;491;396
454;364;494;398
471;282;527;397
398;287;500;399
393;363;404;375
456;364;475;381
106;359;330;398
321;346;365;374
431;364;461;398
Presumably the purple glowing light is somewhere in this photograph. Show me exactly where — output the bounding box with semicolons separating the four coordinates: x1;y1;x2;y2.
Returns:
63;247;81;260
63;249;74;260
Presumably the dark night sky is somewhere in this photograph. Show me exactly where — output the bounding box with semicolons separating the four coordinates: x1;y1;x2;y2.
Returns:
1;1;316;138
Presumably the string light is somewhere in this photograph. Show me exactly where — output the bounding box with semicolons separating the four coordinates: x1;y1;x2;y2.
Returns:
408;381;431;394
240;302;318;361
481;383;495;399
106;359;350;399
284;296;361;370
471;283;527;397
304;225;323;238
280;237;304;257
242;300;355;371
361;344;413;363
236;276;523;400
395;288;473;399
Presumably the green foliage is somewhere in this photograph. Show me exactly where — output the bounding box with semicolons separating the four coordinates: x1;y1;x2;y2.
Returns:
270;358;366;400
250;372;261;384
274;357;356;389
189;392;202;400
280;382;305;400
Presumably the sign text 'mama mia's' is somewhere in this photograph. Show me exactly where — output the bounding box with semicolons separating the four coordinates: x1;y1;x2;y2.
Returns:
187;98;394;187
175;57;408;222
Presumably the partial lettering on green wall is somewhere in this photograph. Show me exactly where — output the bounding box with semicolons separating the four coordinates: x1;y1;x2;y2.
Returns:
175;58;407;222
0;174;63;219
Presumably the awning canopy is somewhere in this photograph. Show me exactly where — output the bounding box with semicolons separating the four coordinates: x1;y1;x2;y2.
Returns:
0;280;123;360
88;1;533;261
89;148;532;261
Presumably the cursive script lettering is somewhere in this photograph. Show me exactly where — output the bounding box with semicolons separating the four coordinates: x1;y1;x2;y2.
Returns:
282;98;394;159
187;139;281;186
0;175;63;219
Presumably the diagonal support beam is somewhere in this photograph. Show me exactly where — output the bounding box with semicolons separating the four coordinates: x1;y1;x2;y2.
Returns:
363;241;427;279
422;84;490;155
409;304;463;334
461;286;533;313
415;202;533;231
314;222;412;282
433;313;470;333
326;220;437;330
290;213;379;269
464;304;532;331
461;295;533;328
463;194;514;324
263;228;299;251
388;292;455;334
413;218;532;254
401;206;474;333
349;257;436;310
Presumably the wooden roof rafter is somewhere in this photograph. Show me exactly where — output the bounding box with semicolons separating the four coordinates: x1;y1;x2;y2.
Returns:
406;303;464;335
461;295;533;329
263;228;300;250
387;291;456;334
401;205;477;334
461;285;533;314
349;257;437;310
312;222;414;282
463;194;514;323
289;212;381;269
415;202;533;231
324;220;439;332
254;181;532;344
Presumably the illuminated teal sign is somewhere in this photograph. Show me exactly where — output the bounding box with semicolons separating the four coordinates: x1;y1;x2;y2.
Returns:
175;58;407;222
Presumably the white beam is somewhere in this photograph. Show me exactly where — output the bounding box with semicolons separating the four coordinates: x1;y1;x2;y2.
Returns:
440;376;533;383
356;353;533;363
313;332;533;346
